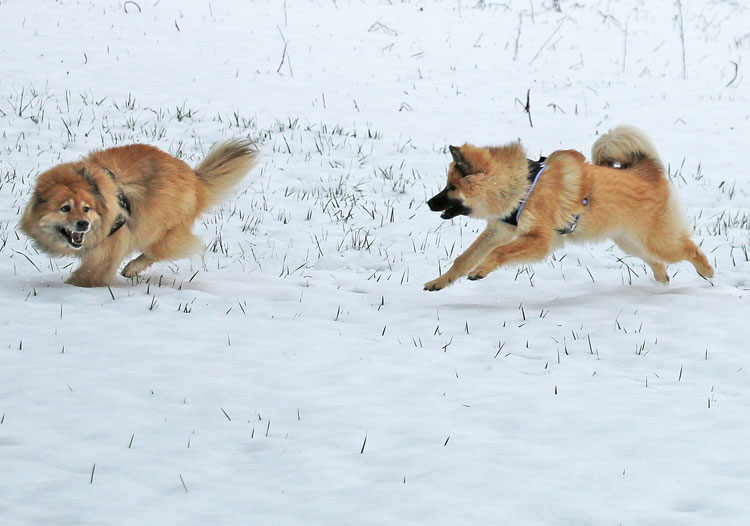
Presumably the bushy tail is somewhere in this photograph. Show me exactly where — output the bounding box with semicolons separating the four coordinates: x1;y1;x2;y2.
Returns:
591;125;664;171
195;139;258;208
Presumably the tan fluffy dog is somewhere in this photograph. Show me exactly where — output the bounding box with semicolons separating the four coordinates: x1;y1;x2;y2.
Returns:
424;125;713;291
20;140;258;287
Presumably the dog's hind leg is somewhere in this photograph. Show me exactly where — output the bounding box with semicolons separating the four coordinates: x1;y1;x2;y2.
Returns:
121;253;156;278
644;236;714;280
614;236;669;284
122;225;203;278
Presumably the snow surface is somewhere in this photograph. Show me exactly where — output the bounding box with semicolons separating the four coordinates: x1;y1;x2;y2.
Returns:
1;0;749;524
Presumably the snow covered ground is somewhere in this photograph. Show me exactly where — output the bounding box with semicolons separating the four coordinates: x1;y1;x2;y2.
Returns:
1;0;749;524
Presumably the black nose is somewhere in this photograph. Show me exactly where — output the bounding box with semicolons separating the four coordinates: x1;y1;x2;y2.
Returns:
427;190;448;211
76;220;89;231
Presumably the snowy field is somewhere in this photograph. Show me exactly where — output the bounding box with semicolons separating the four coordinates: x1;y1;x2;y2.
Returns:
1;0;749;524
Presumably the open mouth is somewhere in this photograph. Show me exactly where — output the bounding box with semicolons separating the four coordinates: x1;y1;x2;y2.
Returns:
440;203;471;219
59;227;86;249
428;192;471;220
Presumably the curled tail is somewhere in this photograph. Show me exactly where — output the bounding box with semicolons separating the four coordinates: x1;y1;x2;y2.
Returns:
195;139;258;209
591;125;664;171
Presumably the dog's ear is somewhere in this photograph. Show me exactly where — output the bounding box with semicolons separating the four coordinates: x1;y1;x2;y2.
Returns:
32;192;47;209
449;145;471;176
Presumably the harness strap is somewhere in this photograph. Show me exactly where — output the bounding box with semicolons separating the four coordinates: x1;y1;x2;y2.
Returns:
500;156;589;235
499;157;546;227
102;168;132;237
556;197;589;235
117;190;131;214
514;163;546;223
109;215;127;236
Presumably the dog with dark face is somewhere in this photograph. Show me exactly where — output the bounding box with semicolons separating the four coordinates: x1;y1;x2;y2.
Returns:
20;139;257;287
424;126;713;291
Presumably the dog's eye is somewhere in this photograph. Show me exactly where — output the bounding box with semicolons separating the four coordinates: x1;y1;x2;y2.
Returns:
448;185;457;191
82;206;90;213
60;205;71;213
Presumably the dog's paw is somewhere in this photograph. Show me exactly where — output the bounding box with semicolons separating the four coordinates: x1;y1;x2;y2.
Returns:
467;266;491;281
121;261;143;279
424;276;452;291
120;267;138;279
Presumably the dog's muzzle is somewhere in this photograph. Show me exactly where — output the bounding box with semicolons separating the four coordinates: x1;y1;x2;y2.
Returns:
428;190;471;219
58;222;90;249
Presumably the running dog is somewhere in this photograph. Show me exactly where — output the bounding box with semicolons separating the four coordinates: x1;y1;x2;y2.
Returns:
424;125;713;291
21;139;258;287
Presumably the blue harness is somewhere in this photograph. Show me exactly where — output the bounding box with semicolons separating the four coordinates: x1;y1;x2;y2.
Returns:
500;157;587;235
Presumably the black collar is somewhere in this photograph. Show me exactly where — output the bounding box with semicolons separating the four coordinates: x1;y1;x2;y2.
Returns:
499;156;546;226
109;214;128;236
103;168;131;237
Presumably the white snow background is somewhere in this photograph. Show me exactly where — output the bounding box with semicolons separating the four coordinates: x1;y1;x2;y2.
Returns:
1;0;749;524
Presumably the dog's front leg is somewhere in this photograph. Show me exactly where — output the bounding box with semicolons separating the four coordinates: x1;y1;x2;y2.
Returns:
67;237;130;287
424;224;512;291
468;232;553;281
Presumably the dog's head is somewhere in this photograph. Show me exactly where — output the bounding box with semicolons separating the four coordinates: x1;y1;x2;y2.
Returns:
428;143;528;221
427;145;474;219
20;163;110;255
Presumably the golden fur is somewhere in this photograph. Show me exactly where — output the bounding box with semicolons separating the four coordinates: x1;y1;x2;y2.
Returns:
424;125;713;291
20;140;258;287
